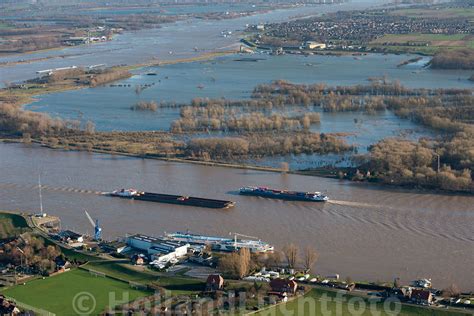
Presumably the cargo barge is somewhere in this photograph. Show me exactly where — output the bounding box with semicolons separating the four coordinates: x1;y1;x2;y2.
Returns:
239;186;329;202
164;231;274;253
107;189;235;209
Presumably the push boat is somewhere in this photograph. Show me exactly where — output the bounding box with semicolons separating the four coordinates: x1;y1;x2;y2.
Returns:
107;189;235;209
239;186;328;202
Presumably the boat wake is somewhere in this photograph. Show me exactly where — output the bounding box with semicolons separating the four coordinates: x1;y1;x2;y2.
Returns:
326;199;382;209
0;182;102;195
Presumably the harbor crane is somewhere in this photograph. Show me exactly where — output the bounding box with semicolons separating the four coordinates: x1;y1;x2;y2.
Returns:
84;210;102;241
229;232;261;246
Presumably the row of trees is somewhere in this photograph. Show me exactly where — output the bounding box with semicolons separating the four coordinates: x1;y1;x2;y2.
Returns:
185;133;352;160
0;102;70;136
359;138;473;192
253;80;470;99
217;249;312;280
0;102;96;136
218;245;319;279
86;68;132;87
130;101;158;112
430;48;474;70
171;112;321;133
281;244;319;271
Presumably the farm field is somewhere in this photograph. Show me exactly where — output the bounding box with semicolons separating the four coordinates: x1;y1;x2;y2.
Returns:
370;34;474;54
2;268;152;315
391;7;474;19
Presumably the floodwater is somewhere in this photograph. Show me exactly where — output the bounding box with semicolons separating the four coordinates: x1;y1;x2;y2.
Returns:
0;0;388;85
25;53;472;132
25;53;441;169
0;143;473;290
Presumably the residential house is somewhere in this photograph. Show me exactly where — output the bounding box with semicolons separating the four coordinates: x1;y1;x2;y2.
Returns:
269;279;298;295
410;289;433;305
206;274;224;291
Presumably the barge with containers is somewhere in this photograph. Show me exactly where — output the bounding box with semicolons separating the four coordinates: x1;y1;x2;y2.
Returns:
164;231;274;253
107;189;235;209
239;186;329;202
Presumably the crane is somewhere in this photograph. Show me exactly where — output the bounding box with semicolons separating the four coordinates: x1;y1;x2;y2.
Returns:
84;210;102;241
229;232;260;247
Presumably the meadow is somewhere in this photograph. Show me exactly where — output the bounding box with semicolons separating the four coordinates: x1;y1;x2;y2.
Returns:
2;268;152;315
370;34;474;54
83;261;205;295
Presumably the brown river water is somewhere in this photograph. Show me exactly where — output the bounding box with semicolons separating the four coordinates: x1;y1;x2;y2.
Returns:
0;143;473;290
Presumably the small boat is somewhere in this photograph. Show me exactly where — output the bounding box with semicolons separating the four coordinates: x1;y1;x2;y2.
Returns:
239;186;328;202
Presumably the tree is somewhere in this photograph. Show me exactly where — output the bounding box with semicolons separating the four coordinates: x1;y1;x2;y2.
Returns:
218;248;251;279
265;251;282;268
236;248;251;279
302;246;319;272
85;121;96;134
442;284;461;298
282;243;298;269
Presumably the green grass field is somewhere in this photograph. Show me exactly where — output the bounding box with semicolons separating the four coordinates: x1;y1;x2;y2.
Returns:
370;33;474;55
391;8;474;19
84;261;205;295
0;212;30;238
255;288;471;316
2;269;152;315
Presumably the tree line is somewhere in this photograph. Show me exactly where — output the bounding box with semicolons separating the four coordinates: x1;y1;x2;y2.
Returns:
357;138;473;192
171;112;320;133
430;48;474;70
185;132;352;160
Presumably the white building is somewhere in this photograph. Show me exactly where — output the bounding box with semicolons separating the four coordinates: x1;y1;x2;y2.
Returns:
126;234;188;262
305;41;327;50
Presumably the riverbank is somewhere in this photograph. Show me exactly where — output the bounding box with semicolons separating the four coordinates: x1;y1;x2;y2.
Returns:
1;209;473;314
2;137;472;197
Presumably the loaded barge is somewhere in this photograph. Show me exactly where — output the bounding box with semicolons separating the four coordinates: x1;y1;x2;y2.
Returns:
107;189;235;209
239;186;329;202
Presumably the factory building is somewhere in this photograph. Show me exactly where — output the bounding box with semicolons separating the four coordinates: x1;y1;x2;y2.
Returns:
126;234;188;262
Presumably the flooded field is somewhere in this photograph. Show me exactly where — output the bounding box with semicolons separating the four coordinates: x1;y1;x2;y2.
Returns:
24;53;446;169
0;0;388;85
0;143;472;289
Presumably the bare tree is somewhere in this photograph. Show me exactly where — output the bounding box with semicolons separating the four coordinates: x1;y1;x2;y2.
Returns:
282;243;298;269
218;248;251;279
236;248;251;279
442;284;461;298
265;251;282;268
303;246;319;272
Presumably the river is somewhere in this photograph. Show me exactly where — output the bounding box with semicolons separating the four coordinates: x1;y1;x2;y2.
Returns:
0;143;472;290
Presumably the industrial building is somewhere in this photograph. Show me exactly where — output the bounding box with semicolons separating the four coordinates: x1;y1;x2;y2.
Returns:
305;41;327;50
126;234;189;262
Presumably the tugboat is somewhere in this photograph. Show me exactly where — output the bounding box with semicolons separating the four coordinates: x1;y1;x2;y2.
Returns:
107;189;235;209
239;186;328;202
